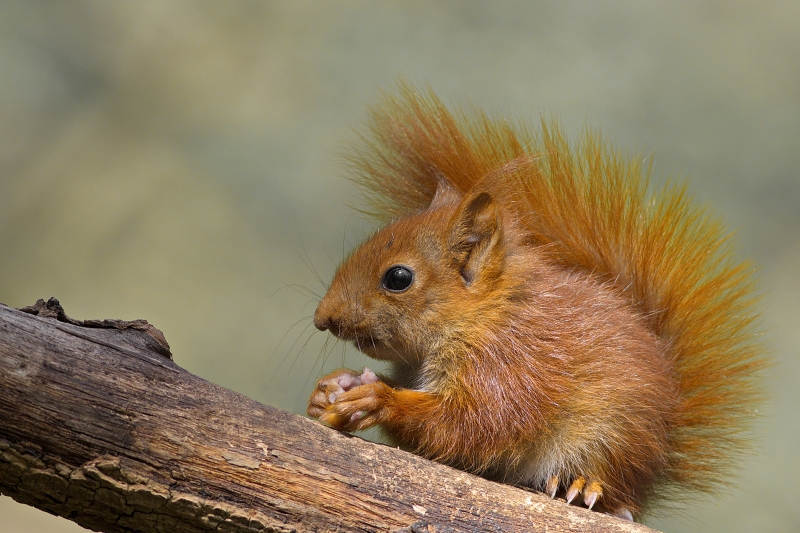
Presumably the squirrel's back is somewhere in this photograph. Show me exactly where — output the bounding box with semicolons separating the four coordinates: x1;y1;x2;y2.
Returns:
345;83;765;510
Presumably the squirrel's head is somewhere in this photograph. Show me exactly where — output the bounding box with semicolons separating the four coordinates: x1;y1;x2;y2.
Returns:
314;179;519;366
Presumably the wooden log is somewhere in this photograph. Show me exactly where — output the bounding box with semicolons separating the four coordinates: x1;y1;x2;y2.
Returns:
0;298;654;532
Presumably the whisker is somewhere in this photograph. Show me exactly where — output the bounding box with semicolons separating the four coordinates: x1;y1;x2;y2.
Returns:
298;334;338;405
285;319;324;378
293;240;328;290
265;315;317;383
267;320;318;393
269;282;324;301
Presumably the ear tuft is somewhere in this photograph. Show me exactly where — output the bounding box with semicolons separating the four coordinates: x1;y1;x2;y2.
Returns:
429;172;462;210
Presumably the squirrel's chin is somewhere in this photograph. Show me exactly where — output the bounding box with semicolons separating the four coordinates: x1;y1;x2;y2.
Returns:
353;338;403;362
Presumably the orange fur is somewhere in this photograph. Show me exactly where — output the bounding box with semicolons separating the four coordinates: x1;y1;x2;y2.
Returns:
307;83;765;518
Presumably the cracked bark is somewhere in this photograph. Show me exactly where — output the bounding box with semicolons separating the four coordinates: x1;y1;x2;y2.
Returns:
0;299;655;533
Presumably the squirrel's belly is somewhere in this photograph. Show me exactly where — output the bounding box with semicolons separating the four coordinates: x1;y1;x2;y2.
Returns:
511;424;588;488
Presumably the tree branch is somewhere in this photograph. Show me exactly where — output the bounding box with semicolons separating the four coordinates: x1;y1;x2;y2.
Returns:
0;299;654;532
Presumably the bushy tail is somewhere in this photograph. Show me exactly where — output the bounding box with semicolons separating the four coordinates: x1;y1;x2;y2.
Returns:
346;82;765;507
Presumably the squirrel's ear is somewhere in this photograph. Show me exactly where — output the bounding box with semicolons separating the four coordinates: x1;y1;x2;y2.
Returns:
449;192;503;286
428;174;462;210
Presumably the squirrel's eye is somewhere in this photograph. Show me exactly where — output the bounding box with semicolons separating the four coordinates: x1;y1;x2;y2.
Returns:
382;265;414;292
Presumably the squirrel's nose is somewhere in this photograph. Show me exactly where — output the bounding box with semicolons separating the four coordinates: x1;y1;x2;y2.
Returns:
313;299;335;332
314;313;332;332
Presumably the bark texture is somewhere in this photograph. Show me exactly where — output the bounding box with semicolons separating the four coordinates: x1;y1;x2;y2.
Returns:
0;299;654;533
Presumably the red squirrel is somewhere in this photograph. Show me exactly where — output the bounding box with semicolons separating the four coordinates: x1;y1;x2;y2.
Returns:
306;84;765;520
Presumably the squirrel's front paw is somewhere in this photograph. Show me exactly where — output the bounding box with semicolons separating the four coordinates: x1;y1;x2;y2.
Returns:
318;378;393;432
307;368;379;419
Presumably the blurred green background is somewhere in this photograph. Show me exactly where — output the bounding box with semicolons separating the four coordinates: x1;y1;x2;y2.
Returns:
1;2;798;532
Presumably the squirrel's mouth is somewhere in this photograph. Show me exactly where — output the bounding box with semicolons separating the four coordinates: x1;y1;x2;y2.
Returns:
325;326;401;362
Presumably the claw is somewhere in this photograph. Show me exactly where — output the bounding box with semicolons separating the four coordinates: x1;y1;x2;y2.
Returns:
360;368;378;384
613;507;633;521
565;477;585;505
545;475;559;499
583;480;603;510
